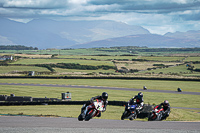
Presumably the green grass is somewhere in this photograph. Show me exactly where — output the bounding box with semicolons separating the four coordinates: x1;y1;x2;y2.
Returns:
0;49;129;56
137;64;200;77
0;105;129;120
1;48;200;121
11;58;115;66
54;68;116;74
2;53;200;78
165;108;200;121
0;79;199;92
0;79;199;121
5;57;200;77
0;84;199;108
184;57;200;62
0;66;49;74
57;55;138;60
138;64;191;74
116;61;181;71
138;56;186;62
1;47;200;56
0;105;199;121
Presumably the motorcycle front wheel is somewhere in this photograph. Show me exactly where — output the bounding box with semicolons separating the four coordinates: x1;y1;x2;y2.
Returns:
78;113;84;121
148;112;158;121
121;111;127;120
148;113;153;121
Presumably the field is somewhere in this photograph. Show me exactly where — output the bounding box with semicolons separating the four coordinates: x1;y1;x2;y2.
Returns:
0;66;48;74
0;53;200;78
1;47;200;56
11;58;114;66
1;47;200;78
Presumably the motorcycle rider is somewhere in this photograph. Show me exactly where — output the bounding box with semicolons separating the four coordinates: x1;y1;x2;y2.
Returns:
81;92;108;117
128;92;144;118
158;100;171;120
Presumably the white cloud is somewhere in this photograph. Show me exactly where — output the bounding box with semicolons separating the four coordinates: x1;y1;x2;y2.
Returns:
68;0;89;5
0;0;200;34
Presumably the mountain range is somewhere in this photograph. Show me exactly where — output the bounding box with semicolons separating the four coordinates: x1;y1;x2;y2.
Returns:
0;18;199;49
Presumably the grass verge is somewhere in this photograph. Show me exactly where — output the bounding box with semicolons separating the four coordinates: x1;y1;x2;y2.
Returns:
0;105;199;121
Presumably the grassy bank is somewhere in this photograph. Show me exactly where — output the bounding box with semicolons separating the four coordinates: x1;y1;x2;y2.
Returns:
0;105;199;121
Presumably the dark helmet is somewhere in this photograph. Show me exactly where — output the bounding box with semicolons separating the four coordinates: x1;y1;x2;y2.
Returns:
137;92;143;99
102;92;108;100
164;100;169;107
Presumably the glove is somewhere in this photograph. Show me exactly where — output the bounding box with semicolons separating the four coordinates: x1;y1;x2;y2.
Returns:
161;111;165;115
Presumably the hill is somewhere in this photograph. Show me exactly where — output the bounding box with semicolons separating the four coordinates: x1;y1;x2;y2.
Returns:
0;18;200;49
73;34;200;48
0;18;149;49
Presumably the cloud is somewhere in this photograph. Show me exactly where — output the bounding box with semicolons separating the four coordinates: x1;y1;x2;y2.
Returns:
0;0;200;34
1;0;67;9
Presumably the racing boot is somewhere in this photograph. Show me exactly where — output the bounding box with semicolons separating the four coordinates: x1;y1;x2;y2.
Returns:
133;114;137;119
96;112;101;117
129;117;133;120
129;113;136;120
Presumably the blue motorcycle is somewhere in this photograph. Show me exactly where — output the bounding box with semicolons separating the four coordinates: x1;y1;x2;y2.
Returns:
121;102;137;120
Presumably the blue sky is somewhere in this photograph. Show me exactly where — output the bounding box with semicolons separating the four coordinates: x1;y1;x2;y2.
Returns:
0;0;200;35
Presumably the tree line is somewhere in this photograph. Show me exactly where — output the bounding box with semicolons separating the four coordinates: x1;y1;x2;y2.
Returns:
35;63;117;72
0;45;38;50
96;46;200;53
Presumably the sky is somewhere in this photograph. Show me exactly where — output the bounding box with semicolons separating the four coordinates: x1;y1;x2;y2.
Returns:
0;0;200;35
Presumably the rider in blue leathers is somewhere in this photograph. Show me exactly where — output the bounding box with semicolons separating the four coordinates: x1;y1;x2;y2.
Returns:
128;92;144;118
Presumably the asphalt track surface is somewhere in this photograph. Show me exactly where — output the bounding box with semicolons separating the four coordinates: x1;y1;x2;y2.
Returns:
0;116;200;133
1;83;200;95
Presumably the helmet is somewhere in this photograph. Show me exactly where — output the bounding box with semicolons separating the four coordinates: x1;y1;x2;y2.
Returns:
102;92;108;100
137;92;143;99
164;100;169;107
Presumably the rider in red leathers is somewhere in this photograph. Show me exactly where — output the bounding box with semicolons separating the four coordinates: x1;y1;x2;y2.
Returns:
81;92;108;117
158;100;171;120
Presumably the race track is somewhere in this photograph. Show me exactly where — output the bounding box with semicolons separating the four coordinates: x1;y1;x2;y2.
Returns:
1;83;200;95
0;116;199;133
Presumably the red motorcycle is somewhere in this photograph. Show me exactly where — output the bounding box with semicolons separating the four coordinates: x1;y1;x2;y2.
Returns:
148;105;164;121
78;99;104;121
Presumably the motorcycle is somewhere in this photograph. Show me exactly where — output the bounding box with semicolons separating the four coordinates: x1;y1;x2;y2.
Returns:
148;105;164;121
121;102;137;120
78;99;104;121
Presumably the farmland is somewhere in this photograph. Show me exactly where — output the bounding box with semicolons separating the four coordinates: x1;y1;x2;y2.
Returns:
0;47;200;121
0;47;200;78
